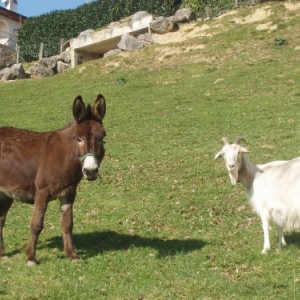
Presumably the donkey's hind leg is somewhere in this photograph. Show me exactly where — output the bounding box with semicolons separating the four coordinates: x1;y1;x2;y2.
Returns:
0;193;14;258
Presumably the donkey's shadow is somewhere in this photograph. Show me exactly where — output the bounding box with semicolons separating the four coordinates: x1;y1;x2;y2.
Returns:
43;230;206;259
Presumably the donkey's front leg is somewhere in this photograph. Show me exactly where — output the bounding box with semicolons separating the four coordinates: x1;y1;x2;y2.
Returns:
59;195;79;260
26;194;48;266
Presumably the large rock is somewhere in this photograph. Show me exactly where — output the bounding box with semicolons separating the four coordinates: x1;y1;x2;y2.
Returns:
56;50;71;63
57;61;70;73
78;29;94;38
104;49;122;58
26;64;54;78
117;34;144;51
131;11;153;29
0;63;27;81
39;56;57;70
174;8;197;22
150;17;175;34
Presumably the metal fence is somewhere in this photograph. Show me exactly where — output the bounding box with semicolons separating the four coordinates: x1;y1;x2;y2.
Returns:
0;30;18;68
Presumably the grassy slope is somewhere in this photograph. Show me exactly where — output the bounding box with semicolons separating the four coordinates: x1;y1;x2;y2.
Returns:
1;2;300;299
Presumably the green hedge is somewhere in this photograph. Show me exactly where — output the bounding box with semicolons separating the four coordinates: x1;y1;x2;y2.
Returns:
18;0;181;62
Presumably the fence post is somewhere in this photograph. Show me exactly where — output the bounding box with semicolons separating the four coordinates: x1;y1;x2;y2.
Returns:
60;38;64;53
205;6;210;20
16;45;20;64
39;42;44;60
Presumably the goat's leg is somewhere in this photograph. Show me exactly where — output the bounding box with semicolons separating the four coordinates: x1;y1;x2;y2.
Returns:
277;225;286;250
261;213;271;253
59;195;79;260
0;193;13;258
26;194;48;266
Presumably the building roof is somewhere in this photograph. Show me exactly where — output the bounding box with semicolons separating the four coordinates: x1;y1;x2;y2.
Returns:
0;6;26;23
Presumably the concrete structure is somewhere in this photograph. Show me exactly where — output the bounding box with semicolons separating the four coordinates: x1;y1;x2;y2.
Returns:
69;12;153;68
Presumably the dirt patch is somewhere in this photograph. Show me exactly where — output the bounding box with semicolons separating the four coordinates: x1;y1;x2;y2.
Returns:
232;6;272;24
284;2;300;10
256;21;277;31
151;23;214;45
154;44;205;62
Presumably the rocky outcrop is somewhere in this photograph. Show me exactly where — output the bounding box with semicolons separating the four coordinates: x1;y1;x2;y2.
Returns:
118;33;145;50
25;49;71;79
0;63;27;81
102;8;197;59
174;8;197;22
150;16;176;34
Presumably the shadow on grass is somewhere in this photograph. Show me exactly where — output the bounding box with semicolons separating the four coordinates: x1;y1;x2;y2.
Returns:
285;232;300;247
44;230;206;258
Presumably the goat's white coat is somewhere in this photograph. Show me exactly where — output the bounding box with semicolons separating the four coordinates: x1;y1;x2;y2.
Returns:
215;139;300;253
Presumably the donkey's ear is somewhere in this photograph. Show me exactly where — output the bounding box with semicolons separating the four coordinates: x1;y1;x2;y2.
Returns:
73;95;87;123
93;94;106;121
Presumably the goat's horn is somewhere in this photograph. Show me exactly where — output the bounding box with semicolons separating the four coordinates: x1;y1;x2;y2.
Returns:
220;137;229;145
234;136;246;144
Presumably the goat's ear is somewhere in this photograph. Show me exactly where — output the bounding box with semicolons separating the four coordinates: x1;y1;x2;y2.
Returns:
240;146;250;154
73;95;86;123
214;150;223;160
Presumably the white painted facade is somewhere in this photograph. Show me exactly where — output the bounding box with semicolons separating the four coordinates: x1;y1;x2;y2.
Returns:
0;0;26;47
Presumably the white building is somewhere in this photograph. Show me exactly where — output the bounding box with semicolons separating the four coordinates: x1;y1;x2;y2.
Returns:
0;0;26;47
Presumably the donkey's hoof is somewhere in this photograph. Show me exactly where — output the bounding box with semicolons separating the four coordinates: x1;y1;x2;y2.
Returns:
26;260;37;267
1;255;9;260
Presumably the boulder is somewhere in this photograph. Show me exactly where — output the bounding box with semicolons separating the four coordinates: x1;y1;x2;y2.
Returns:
117;34;144;51
57;61;70;73
131;11;152;22
78;29;94;38
174;8;197;22
107;22;121;30
104;49;122;58
0;63;27;81
150;17;176;34
39;56;57;70
56;50;71;63
26;64;54;78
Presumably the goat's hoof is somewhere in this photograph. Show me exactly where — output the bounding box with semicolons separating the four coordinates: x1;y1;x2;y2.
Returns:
26;260;37;267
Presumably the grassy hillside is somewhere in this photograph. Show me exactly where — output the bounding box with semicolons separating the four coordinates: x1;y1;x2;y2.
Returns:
1;2;300;299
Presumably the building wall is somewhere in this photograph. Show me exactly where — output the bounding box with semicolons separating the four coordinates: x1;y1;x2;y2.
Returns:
0;15;22;36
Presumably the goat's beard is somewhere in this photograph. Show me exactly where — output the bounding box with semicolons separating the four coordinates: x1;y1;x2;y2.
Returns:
229;170;238;185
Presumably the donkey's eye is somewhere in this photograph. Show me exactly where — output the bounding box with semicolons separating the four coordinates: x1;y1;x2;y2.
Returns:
75;137;84;145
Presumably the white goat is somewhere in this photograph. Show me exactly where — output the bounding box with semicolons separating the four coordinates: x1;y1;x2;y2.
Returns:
215;136;300;253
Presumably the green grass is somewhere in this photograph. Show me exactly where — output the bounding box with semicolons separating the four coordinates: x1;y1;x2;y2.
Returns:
1;2;300;299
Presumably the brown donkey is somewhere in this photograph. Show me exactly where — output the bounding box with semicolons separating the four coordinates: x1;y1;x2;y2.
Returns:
0;94;106;265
